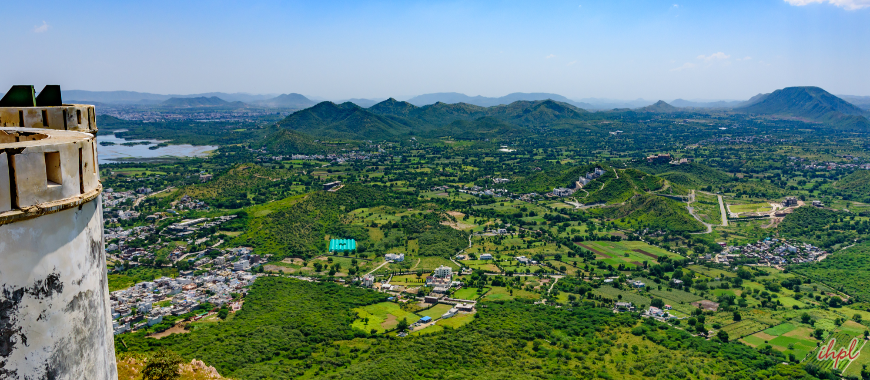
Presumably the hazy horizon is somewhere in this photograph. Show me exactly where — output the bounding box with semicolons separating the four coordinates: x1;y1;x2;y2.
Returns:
5;0;870;100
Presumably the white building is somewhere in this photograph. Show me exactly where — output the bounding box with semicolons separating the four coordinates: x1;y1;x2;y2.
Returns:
479;253;493;260
433;265;453;278
362;274;375;287
385;253;405;262
233;260;250;271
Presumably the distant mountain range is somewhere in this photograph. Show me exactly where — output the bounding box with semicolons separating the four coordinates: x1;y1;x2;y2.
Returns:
65;90;276;104
276;98;591;141
838;95;870;110
50;88;870;121
669;99;744;108
161;96;246;107
404;92;597;110
736;86;869;129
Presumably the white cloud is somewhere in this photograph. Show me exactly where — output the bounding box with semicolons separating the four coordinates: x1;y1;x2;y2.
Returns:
567;60;577;66
784;0;870;10
737;56;752;61
671;62;696;72
696;52;730;61
33;21;49;33
673;4;679;8
545;54;557;59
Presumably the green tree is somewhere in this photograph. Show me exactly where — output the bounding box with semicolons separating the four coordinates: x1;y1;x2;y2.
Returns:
397;317;409;332
142;348;184;380
801;313;812;324
717;330;729;342
733;311;742;321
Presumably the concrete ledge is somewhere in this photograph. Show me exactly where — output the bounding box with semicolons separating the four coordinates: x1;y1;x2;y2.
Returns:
0;183;102;227
0;104;97;133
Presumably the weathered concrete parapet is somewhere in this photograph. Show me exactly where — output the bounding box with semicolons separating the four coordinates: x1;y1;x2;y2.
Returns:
0;128;100;218
0;105;97;133
1;106;117;379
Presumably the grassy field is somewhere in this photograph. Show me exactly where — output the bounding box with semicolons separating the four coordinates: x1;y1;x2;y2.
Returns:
460;260;501;273
453;287;485;300
351;302;423;333
483;286;540;301
418;304;454;319
729;203;773;214
592;286;652;307
579;240;682;269
437;312;476;329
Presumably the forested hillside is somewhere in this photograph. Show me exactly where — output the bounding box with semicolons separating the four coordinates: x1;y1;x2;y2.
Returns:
118;277;812;380
596;194;706;233
791;243;870;302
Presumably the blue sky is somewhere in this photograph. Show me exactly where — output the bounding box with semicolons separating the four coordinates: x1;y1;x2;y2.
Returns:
3;0;869;100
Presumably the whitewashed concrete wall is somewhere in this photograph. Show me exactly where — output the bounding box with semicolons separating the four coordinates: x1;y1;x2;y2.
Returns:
0;197;117;379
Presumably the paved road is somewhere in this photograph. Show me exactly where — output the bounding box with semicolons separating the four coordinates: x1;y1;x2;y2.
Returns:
365;260;390;276
717;194;728;227
687;190;713;234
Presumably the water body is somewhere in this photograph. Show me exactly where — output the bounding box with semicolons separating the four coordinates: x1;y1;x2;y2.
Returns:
96;133;217;164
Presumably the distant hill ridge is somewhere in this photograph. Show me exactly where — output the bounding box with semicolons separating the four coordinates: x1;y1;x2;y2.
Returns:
737;86;869;129
405;92;597;110
255;93;317;109
638;100;679;113
161;96;245;107
277;98;590;140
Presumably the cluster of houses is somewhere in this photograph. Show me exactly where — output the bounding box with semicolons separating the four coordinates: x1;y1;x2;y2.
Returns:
110;269;259;335
173;195;209;211
105;225;156;255
552;167;606;197
720;238;826;266
164;215;237;237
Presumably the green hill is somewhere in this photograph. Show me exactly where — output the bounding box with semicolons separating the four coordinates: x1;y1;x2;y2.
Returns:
596;194;705;233
277;101;415;140
366;97;420;118
280;99;586;141
631;161;732;188
176;164;292;208
791;243;870;302
260;128;331;155
834;170;870;202
638;100;679;113
737;86;870;129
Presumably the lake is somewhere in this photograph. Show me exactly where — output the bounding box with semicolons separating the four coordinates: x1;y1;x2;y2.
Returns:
96;133;217;164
